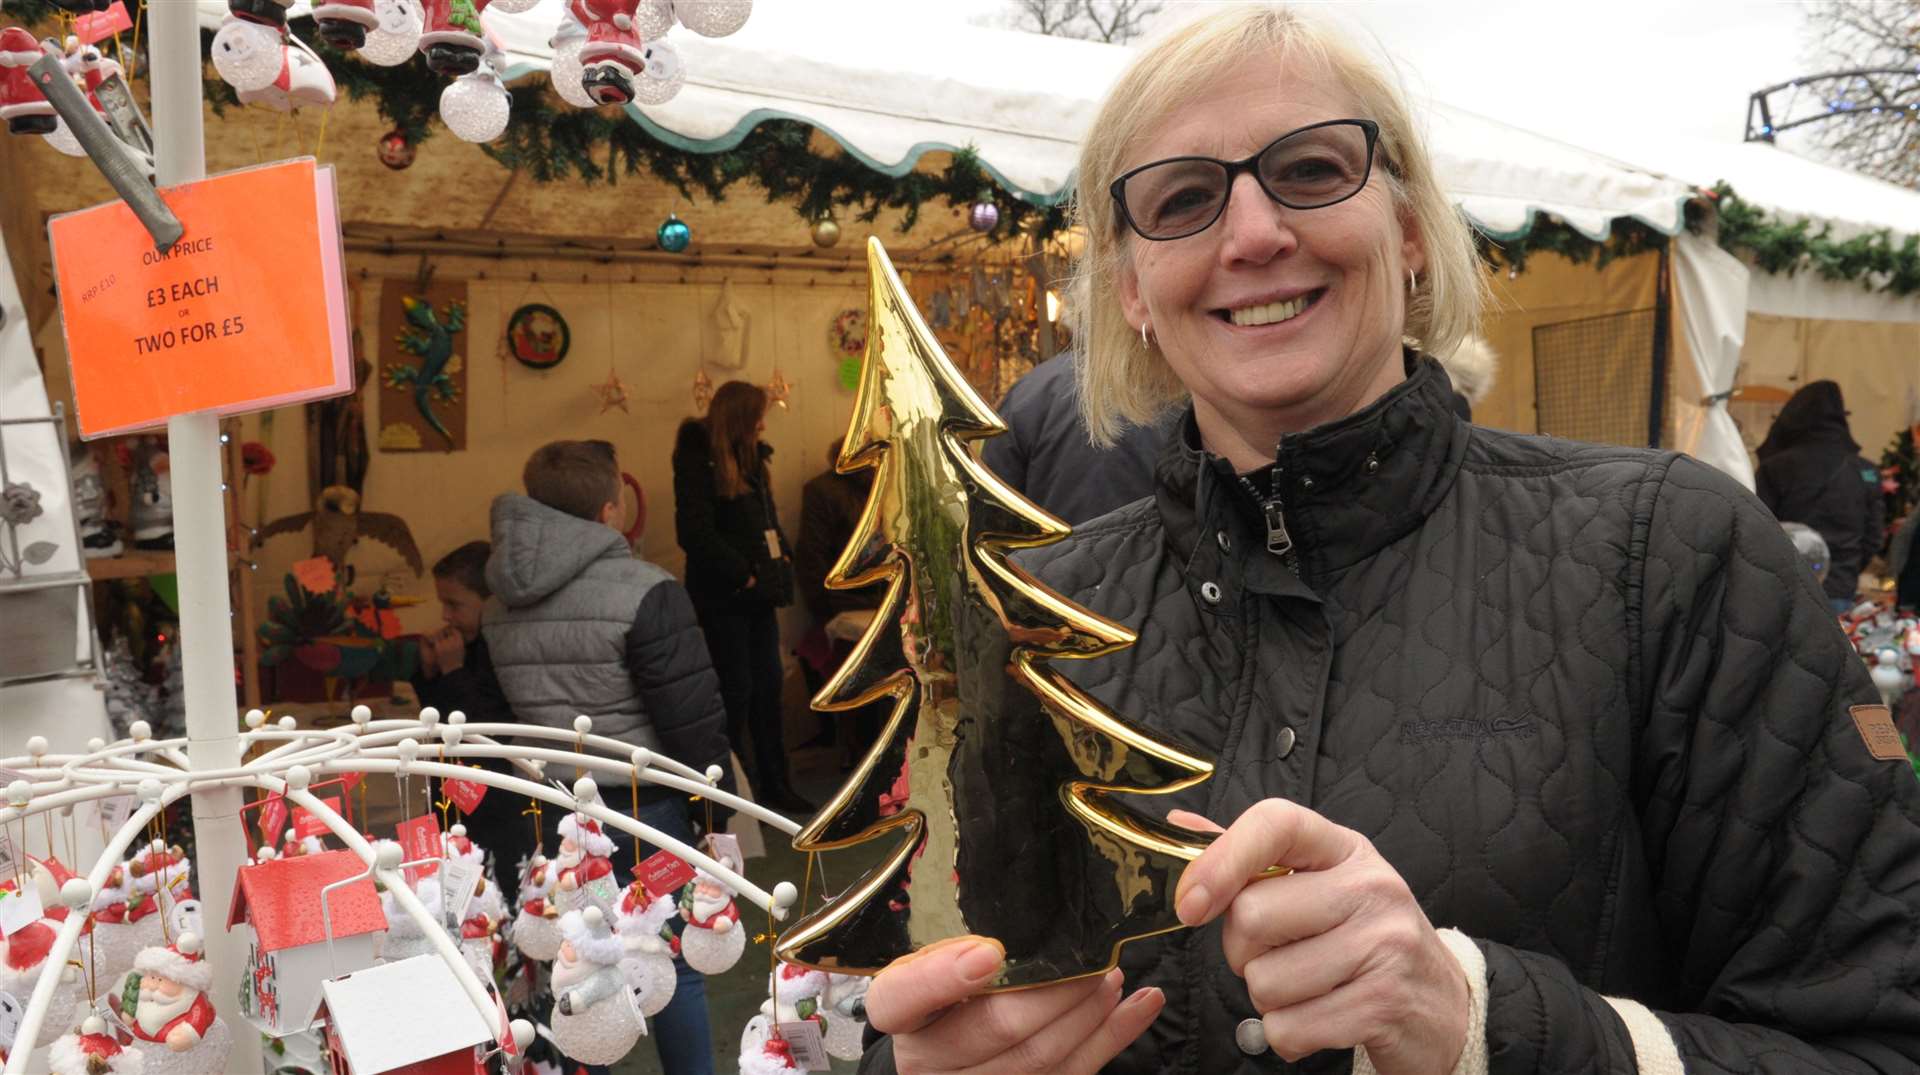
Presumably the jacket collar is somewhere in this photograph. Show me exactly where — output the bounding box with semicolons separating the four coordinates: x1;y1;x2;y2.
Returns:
1154;352;1468;586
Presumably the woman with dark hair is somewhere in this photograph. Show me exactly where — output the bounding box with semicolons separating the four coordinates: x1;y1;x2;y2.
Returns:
673;380;812;814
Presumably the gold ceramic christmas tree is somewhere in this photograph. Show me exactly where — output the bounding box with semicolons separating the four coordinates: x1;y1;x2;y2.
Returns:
774;239;1217;990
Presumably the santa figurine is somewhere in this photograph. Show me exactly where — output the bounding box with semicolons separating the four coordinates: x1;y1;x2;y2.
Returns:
88;864;143;983
124;841;188;953
549;907;644;1065
377;872;444;965
0;916;85;1048
552;812;616;912
676;866;744;974
510;853;562;961
442;823;488;871
50;1015;145;1075
278;828;326;857
613;879;678;1017
458;871;507;982
115;933;233;1073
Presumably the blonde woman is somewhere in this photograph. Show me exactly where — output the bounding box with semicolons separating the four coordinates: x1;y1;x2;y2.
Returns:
859;6;1920;1075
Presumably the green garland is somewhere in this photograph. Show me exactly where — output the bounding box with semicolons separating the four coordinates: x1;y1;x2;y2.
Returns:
1710;182;1920;297
1475;215;1670;275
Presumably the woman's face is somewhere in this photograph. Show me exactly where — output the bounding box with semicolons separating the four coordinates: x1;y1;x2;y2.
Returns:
1116;58;1424;447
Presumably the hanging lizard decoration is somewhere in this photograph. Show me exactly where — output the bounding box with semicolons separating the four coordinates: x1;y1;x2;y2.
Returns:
774;240;1218;990
386;295;466;450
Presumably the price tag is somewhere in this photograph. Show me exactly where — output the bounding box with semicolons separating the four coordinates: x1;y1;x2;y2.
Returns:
776;1021;832;1071
292;796;342;840
73;1;133;44
636;849;696;901
0;884;44;937
764;529;783;561
444;774;488;814
440;858;482;926
256;793;288;847
705;833;743;874
95;793;135;833
395;814;442;885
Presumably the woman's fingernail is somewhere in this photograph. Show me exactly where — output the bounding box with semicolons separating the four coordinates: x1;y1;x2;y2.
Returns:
956;942;1002;983
1123;986;1163;1010
1103;967;1124;991
1177;884;1209;925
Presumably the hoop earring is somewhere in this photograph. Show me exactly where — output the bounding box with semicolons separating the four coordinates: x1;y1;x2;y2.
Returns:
1140;323;1151;350
1408;268;1418;293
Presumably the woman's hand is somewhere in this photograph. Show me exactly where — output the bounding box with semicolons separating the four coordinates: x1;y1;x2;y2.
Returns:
865;936;1164;1074
1171;802;1469;1073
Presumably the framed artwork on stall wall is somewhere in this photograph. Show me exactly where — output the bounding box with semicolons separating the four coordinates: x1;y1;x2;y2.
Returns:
377;281;469;452
506;303;570;369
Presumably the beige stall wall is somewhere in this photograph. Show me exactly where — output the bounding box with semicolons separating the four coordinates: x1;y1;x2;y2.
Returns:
1472;250;1661;436
1731;313;1920;459
234;266;873;641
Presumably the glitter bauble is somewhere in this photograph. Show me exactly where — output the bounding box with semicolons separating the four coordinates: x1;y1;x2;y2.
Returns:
676;0;751;37
620;949;678;1017
549;989;644;1066
440;72;511;143
512;908;563;961
210;17;284;92
679;921;745;974
357;0;423;67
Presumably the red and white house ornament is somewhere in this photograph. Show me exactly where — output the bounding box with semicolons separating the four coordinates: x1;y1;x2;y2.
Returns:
228;848;388;1036
49;1015;144;1075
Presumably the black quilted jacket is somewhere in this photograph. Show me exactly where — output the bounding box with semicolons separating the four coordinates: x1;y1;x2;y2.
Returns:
862;355;1920;1074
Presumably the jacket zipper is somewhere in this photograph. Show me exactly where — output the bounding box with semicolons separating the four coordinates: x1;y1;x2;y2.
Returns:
1233;437;1297;570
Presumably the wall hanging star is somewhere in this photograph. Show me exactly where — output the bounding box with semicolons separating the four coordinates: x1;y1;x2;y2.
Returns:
592;367;632;415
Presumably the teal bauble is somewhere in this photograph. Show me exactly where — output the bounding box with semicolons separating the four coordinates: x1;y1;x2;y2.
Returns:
657;213;691;253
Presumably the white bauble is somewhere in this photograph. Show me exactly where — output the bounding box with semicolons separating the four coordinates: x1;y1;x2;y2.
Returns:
633;0;675;37
440;71;511;143
210;17;284;91
512;907;563;961
0;960;83;1047
43;117;86;157
630;38;684;105
358;0;423;67
89;921;146;984
679;921;745;974
549;988;643;1066
823;974;871;1060
128;1015;231;1075
674;0;751;37
738;1012;771;1058
619;949;677;1017
547;39;597;109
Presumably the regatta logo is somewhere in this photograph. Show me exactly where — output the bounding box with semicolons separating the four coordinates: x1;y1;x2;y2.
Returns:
1399;715;1535;745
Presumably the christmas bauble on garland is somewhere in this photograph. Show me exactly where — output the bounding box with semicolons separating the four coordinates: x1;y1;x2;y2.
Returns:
968;196;1001;233
377;128;415;170
658;213;692;253
811;216;841;248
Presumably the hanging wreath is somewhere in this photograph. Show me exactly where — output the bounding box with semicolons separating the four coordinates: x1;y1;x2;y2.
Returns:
506;303;571;369
829;308;868;359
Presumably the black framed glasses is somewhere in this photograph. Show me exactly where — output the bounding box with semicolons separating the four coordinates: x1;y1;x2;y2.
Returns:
1109;119;1382;242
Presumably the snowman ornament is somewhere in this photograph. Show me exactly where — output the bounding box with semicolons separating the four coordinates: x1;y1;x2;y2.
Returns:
549;907;646;1065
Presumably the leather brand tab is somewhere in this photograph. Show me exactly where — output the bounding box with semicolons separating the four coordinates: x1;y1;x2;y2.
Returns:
1850;704;1907;762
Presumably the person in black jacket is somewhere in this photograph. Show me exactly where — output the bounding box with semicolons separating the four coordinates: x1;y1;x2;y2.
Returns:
980;351;1170;525
411;540;529;900
855;8;1920;1075
1755;380;1885;611
673;382;812;814
792;437;881;762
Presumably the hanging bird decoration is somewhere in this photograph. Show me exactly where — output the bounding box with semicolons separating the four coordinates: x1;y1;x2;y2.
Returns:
254;485;425;587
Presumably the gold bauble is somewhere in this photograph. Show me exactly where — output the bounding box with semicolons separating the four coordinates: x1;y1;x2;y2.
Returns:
811;217;842;248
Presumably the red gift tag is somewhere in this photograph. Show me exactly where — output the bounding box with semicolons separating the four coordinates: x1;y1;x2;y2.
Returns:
257;794;287;848
636;849;696;901
396;814;442;884
291;796;341;840
74;1;133;45
444;776;488;814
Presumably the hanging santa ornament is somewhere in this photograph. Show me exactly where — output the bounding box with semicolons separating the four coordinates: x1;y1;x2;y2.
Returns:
675;0;752;37
459;873;507;982
210;14;286;93
39;44;108;156
657;212;692;253
440;50;511;143
676;865;744;973
550;907;646;1064
125;841;187;952
113;933;234;1075
613;880;678;1017
511;853;564;961
377;127;416;169
89;864;148;982
0;916;85;1047
418;0;491;76
629;37;685;105
968;193;1001;233
237;34;339;113
356;0;424;67
553;809;617;911
0;26;58;135
546;7;597;109
575;0;649;106
50;1016;144;1075
312;0;379;49
811;214;841;248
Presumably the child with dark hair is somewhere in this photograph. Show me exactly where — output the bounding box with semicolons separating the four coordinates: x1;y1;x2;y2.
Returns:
411;540;528;899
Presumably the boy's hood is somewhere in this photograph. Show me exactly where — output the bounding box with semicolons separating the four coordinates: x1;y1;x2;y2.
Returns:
486;494;629;607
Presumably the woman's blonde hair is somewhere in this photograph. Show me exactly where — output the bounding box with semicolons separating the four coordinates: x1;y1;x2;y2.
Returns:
1068;4;1485;446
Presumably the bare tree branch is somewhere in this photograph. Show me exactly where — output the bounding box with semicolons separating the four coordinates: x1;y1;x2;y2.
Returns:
1796;0;1920;188
999;0;1165;45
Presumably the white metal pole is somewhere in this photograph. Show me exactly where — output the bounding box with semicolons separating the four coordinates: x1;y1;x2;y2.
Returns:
148;3;262;1069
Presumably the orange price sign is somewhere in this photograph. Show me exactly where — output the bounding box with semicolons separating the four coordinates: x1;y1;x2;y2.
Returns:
47;158;353;439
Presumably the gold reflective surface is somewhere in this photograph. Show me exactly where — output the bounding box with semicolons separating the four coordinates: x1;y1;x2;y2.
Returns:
773;240;1218;990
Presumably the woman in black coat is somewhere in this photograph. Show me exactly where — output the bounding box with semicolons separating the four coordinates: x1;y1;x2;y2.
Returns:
1755;380;1885;611
672;380;812;814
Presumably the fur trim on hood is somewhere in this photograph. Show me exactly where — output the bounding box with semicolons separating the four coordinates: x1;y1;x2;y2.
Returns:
1437;334;1498;405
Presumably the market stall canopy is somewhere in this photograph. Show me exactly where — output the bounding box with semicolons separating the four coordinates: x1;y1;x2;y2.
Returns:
195;1;1695;240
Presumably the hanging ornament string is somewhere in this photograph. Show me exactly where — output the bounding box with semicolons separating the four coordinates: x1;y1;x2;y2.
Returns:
44;805;56;862
147;813;171;947
799;851;816;921
767;899;785;1045
523;798;544;857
